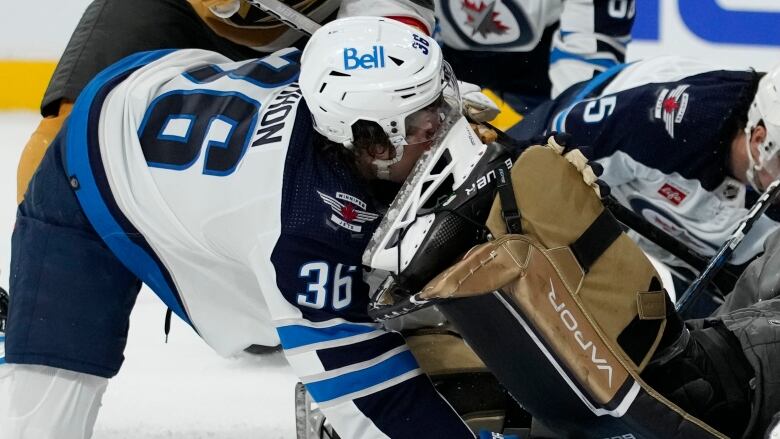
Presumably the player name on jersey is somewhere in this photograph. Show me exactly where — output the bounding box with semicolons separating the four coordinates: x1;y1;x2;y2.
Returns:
253;83;303;147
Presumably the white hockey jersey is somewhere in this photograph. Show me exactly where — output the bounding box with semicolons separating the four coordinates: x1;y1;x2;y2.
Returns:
435;0;635;97
64;48;473;438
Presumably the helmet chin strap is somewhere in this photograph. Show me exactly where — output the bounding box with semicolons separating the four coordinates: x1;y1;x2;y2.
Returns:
372;144;405;180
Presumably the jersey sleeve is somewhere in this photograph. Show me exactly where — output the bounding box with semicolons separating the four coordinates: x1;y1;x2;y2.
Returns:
338;0;435;34
263;235;473;439
549;0;635;97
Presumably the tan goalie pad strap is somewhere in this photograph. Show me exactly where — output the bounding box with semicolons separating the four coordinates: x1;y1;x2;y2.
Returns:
636;290;667;320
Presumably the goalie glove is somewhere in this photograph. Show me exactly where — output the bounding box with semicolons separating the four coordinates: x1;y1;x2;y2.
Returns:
459;81;500;123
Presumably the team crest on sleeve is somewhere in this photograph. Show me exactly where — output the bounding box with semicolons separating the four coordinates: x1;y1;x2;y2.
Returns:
654;85;690;138
462;0;510;38
317;191;379;232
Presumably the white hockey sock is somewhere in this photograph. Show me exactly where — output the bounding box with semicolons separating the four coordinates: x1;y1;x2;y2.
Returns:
0;364;108;439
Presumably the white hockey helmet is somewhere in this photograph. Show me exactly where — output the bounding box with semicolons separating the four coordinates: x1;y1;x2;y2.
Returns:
745;65;780;191
299;16;460;179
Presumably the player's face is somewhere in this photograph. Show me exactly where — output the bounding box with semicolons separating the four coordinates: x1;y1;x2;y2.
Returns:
358;91;457;182
383;143;433;183
385;107;444;182
404;106;443;150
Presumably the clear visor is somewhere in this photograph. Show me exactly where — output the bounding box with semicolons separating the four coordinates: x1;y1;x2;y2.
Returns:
760;152;780;178
401;62;461;148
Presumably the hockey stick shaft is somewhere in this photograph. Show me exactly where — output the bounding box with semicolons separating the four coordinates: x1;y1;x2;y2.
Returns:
246;0;321;36
676;178;780;313
367;293;439;321
602;195;745;292
602;196;714;269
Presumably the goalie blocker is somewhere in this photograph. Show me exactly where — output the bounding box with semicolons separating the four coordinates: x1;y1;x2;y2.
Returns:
381;138;759;437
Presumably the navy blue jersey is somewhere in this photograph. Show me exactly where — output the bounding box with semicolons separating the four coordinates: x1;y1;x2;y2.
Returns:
547;57;780;265
555;67;750;191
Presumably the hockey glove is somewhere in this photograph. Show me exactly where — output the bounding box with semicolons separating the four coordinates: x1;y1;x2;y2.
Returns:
459;81;501;123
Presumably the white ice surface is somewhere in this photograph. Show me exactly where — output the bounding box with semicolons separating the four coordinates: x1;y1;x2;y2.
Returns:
0;112;299;438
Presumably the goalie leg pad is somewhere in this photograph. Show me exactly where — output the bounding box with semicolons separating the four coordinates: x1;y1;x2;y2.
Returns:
429;144;727;437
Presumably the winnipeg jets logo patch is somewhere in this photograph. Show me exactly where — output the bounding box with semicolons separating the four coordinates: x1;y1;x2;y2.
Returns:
317;191;379;233
462;0;509;37
654;85;690;138
440;0;531;47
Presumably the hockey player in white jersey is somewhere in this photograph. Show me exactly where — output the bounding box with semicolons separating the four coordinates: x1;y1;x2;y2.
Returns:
435;0;635;126
0;17;480;439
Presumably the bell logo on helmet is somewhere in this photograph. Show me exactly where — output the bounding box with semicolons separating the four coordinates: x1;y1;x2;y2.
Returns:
343;46;386;70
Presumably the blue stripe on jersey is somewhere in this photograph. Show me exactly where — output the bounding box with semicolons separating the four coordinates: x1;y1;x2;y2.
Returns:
305;350;419;403
549;48;618;70
559;30;574;39
277;323;378;350
65;49;191;324
552;62;631;133
317;332;406;371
